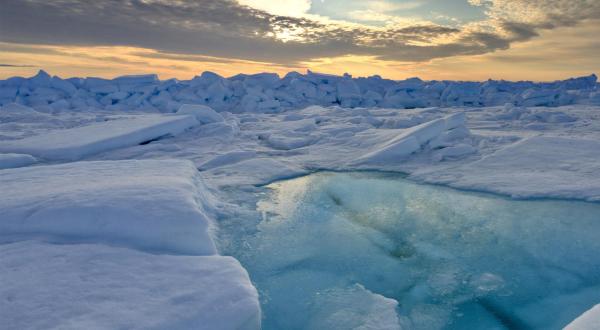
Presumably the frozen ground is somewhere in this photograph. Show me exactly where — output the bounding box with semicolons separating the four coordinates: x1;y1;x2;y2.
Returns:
1;71;600;329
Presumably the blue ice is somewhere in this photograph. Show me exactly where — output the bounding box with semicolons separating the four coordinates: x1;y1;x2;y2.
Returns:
223;172;600;329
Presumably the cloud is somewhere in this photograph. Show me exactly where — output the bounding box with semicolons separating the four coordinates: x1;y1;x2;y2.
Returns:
0;0;598;66
237;0;312;17
0;64;35;67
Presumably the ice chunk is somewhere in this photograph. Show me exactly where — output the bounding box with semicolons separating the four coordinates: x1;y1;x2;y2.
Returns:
566;304;600;330
432;143;476;161
358;113;467;163
0;103;50;122
336;78;361;108
0;114;199;160
307;284;401;330
266;135;318;150
198;150;257;170
177;104;224;124
0;160;216;255
0;240;260;330
415;136;600;201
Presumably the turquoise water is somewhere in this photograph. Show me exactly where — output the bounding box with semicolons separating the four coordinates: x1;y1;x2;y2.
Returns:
221;172;600;329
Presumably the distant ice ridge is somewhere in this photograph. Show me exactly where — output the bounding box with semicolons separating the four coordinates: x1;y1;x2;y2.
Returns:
0;70;598;114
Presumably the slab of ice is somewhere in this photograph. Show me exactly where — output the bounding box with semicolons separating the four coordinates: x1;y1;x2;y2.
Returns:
566;304;600;330
0;153;36;169
357;113;468;163
307;284;401;330
0;159;216;255
0;103;51;122
177;104;224;124
204;157;308;186
413;136;600;201
0;114;199;160
0;240;260;330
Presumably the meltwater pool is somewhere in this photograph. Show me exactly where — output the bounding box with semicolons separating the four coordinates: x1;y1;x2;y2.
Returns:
220;172;600;329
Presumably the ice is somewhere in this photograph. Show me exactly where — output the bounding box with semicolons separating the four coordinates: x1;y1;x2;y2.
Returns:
306;284;401;330
0;102;51;122
177;104;224;124
0;114;199;160
2;69;600;329
0;153;36;169
0;240;260;330
432;144;476;162
566;304;600;330
357;113;469;163
220;172;600;329
2;70;599;112
413;136;600;201
0;159;216;255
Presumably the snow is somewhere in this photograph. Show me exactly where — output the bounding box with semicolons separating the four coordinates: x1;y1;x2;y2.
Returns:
177;104;224;124
0;114;199;160
566;304;600;330
413;136;600;201
2;70;600;329
0;240;260;330
0;159;216;255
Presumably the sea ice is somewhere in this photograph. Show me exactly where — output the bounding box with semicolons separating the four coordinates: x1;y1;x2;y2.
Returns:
0;159;216;255
0;114;199;160
0;240;260;330
221;172;600;329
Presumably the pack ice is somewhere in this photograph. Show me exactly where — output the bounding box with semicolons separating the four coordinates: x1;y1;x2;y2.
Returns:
1;70;600;329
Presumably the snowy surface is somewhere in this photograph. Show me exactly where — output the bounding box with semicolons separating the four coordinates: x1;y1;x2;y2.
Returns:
1;70;600;329
412;136;600;201
566;304;600;330
0;113;198;160
0;240;260;330
0;159;216;255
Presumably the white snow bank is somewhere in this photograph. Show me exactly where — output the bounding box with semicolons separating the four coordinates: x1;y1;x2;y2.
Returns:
0;153;36;169
413;136;600;201
0;240;260;330
566;304;600;330
357;113;469;163
0;114;199;160
0;159;216;255
177;104;224;124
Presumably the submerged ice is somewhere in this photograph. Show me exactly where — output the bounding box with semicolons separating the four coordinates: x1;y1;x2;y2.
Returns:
221;172;600;330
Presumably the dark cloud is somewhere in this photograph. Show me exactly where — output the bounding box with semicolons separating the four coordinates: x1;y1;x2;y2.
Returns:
0;64;35;67
0;0;597;64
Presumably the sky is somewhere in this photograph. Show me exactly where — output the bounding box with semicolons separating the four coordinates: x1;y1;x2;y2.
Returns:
0;0;599;81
